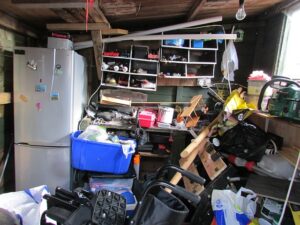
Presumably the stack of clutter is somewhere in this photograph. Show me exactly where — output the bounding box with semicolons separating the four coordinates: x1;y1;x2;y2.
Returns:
245;71;272;110
71;125;137;217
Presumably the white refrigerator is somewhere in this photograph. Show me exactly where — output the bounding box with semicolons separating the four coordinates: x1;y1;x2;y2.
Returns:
13;47;87;193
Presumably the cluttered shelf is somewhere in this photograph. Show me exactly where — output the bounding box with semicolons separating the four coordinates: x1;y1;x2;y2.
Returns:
253;112;300;127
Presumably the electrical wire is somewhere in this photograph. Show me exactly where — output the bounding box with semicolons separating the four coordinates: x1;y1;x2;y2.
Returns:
87;82;101;107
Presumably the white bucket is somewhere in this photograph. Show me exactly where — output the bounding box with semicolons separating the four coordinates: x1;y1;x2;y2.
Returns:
157;107;174;124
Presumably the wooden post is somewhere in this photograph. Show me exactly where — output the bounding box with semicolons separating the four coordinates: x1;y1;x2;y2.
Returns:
91;30;103;81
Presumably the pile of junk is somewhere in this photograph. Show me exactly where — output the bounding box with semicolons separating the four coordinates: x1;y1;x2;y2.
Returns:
0;78;299;225
38;81;299;225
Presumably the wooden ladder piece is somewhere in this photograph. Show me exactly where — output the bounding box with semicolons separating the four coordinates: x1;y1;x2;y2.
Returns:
199;142;227;180
182;163;204;195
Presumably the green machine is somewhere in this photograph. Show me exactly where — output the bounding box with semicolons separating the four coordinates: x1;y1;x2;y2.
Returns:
258;77;300;121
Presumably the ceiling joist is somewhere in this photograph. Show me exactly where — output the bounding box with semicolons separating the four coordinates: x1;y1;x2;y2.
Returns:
0;11;37;38
188;0;207;21
11;0;90;8
46;22;109;31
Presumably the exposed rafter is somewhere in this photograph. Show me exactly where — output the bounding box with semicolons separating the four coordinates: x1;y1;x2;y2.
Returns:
11;0;90;8
0;11;37;38
51;9;80;23
187;0;207;21
46;22;109;31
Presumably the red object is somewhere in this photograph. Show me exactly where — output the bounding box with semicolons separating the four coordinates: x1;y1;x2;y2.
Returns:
103;52;120;57
211;217;218;225
147;54;159;60
245;161;255;172
51;32;70;39
85;0;94;31
138;110;156;128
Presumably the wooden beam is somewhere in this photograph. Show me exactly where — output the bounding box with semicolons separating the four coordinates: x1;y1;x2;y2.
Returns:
101;28;128;35
46;23;109;31
91;0;110;26
11;0;91;8
0;11;37;38
0;93;11;104
187;0;207;21
51;9;80;23
91;30;102;81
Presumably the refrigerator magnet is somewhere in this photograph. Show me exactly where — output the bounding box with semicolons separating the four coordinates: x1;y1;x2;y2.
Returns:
50;91;59;101
55;64;63;76
19;94;28;102
35;102;42;111
35;84;47;92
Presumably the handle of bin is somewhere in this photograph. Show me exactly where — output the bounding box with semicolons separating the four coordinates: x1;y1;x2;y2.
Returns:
156;164;206;185
142;181;201;206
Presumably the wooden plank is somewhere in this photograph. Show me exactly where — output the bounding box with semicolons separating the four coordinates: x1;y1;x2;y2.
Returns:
51;8;80;23
0;11;37;38
182;163;204;194
199;143;227;180
101;29;128;35
158;77;198;86
92;0;110;25
187;0;207;21
246;174;300;205
0;93;11;105
47;23;109;31
11;0;91;8
279;147;300;170
180;95;202;117
91;30;102;81
180;112;222;158
170;139;207;186
100;95;131;106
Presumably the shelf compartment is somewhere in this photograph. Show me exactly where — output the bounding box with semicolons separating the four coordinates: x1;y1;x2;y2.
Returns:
102;72;129;87
189;50;216;63
130;75;157;90
103;41;131;58
160;63;186;78
187;64;215;77
161;48;188;62
191;39;218;49
131;61;158;75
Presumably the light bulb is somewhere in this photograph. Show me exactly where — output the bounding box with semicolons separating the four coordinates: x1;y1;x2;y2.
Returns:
236;4;246;21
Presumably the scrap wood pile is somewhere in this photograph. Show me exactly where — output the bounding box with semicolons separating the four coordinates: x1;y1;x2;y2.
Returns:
171;87;300;225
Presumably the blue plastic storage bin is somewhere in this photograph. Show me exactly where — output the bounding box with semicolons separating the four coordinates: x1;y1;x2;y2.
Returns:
71;131;136;174
163;39;184;47
192;40;204;48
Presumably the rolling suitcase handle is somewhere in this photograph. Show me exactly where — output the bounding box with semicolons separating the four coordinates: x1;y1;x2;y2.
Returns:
142;181;201;206
156;164;206;185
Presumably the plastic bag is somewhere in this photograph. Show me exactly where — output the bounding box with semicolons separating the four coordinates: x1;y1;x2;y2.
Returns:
221;40;238;81
212;187;257;225
78;125;108;142
0;185;49;225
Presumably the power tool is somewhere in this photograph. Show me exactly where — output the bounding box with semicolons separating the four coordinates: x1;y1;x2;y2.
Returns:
258;77;300;121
